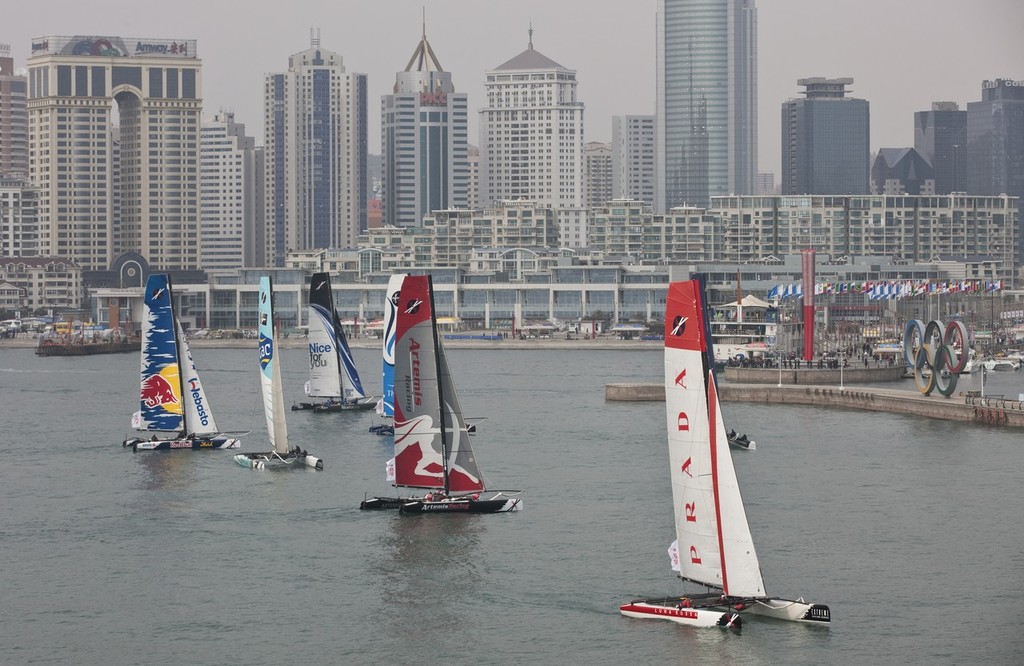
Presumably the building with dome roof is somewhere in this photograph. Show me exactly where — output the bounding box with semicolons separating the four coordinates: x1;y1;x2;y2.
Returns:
479;28;585;246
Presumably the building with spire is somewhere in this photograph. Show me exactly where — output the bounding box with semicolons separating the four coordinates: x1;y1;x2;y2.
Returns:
479;26;585;234
381;19;468;227
656;0;758;211
264;30;367;266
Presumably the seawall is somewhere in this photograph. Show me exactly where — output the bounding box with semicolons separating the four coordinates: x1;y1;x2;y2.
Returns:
605;382;1024;428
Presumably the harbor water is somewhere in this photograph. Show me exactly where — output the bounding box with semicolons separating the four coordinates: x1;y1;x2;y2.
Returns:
1;345;1022;665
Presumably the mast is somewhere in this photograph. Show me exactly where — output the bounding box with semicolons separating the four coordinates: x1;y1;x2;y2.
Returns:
167;275;189;435
427;274;451;493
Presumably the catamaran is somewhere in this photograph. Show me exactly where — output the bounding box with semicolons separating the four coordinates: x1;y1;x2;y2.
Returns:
360;274;521;514
234;276;323;470
619;278;829;629
122;274;243;451
292;272;380;412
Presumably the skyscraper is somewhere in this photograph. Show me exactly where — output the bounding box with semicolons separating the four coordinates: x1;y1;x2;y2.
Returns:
200;111;257;269
0;47;28;180
381;22;468;227
612;115;656;206
28;35;202;271
264;32;367;266
656;0;757;211
966;79;1024;199
781;77;869;195
914;101;967;194
479;28;584;210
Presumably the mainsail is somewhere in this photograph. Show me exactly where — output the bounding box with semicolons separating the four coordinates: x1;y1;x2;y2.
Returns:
138;274;183;432
259;276;289;455
379;273;406;417
136;273;219;436
392;275;485;493
307;273;342;400
665;280;764;598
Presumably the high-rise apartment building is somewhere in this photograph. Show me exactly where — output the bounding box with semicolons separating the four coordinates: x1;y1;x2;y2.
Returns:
264;33;367;266
200;111;257;270
0;179;38;256
781;77;869;195
381;25;468;227
611;115;656;206
966;79;1024;199
0;48;28;180
28;35;202;271
584;142;612;210
656;0;757;211
479;30;584;211
914;101;967;194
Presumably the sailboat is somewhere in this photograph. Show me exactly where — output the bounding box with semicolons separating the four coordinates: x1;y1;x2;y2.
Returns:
292;272;380;412
369;272;406;436
692;273;755;452
360;274;522;514
122;274;243;451
619;278;829;628
234;276;323;470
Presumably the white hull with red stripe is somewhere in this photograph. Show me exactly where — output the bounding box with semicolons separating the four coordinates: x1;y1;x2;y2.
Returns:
619;601;740;629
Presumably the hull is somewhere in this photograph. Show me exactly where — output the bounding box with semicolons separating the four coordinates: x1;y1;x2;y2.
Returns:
399;496;522;514
359;496;406;510
619;600;741;629
124;436;240;450
292;397;380;412
745;598;831;623
234;449;323;470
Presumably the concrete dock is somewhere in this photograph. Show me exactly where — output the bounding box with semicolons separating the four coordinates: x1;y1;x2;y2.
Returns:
605;382;1024;428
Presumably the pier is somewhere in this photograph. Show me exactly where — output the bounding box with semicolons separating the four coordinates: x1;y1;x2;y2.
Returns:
605;382;1024;428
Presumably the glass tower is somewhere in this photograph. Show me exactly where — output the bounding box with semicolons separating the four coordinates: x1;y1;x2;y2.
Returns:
656;0;757;212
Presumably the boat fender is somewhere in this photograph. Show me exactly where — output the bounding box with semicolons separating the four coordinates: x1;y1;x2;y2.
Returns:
733;602;746;611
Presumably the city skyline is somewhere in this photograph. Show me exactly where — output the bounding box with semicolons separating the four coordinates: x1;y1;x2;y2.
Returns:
4;0;1021;183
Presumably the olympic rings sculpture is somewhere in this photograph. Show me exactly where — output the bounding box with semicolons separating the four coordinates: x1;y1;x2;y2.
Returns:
903;319;970;396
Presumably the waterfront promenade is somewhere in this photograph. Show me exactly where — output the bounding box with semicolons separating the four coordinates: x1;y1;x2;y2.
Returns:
606;380;1024;428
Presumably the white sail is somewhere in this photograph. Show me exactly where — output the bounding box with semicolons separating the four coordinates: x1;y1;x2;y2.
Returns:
307;290;341;399
665;280;764;598
176;319;220;436
259;277;289;454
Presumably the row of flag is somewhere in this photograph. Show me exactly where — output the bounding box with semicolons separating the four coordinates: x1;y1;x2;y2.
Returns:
766;280;1004;302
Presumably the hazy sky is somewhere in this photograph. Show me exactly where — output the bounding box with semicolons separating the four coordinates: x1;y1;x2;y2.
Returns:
5;0;1022;177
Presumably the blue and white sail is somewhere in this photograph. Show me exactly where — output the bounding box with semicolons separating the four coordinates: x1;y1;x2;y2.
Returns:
379;273;406;417
259;276;289;455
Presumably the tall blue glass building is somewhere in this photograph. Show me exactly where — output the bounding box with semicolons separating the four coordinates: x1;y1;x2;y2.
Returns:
656;0;758;211
264;33;367;266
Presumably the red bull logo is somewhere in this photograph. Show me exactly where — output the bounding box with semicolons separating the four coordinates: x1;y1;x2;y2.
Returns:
141;370;181;412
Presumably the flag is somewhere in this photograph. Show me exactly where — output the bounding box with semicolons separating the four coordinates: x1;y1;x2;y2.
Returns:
131;410;142;429
385;457;396;482
667;539;680;572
